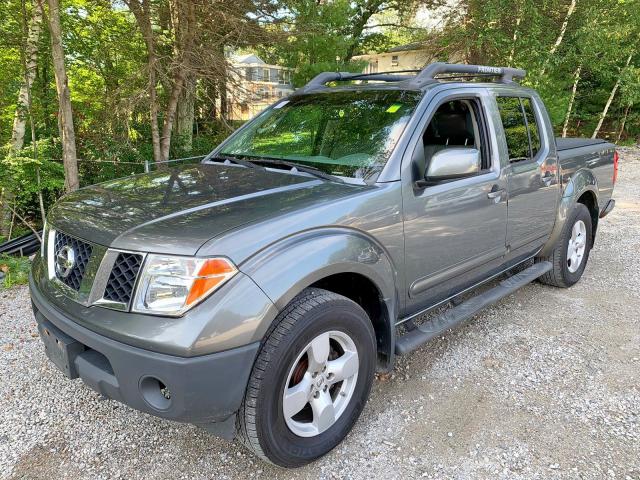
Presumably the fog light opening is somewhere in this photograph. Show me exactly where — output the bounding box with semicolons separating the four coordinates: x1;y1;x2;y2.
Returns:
159;382;171;400
140;376;172;411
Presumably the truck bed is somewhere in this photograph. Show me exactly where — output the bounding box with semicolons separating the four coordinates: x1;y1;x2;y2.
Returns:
555;137;608;151
555;137;615;213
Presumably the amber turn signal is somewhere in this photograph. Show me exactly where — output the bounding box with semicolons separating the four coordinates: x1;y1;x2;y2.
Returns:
185;258;237;307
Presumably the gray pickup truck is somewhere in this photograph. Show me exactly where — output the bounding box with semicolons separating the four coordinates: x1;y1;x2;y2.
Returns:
30;63;617;467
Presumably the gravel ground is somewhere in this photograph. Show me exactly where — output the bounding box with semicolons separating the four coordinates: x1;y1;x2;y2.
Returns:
1;148;639;480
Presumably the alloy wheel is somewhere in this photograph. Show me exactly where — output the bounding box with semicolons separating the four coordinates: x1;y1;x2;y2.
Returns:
567;219;587;273
282;330;359;437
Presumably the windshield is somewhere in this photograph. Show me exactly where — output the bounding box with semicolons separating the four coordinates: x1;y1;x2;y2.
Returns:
217;89;422;182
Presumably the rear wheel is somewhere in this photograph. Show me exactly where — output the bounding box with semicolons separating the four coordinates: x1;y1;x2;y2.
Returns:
538;203;593;287
237;288;376;467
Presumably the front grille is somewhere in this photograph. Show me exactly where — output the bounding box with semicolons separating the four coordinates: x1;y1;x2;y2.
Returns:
103;253;143;304
54;231;93;290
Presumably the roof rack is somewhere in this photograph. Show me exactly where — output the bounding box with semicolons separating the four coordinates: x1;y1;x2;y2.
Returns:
296;70;418;93
414;63;526;86
297;62;527;92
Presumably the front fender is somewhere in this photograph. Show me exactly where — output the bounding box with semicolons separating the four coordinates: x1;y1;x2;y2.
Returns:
241;227;397;311
540;168;598;257
239;227;398;368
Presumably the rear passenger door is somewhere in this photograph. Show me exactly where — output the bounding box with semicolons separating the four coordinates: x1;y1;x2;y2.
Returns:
495;95;558;257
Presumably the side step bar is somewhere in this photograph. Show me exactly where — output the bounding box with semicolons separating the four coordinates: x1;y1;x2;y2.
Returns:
395;261;552;355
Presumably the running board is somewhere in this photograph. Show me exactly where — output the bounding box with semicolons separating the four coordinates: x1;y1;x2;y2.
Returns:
394;261;552;355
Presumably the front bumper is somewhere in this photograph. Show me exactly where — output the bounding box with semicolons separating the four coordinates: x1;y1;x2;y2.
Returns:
30;273;260;435
600;198;615;218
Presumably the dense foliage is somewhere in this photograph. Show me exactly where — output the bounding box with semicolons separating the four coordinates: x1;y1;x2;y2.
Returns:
0;0;638;244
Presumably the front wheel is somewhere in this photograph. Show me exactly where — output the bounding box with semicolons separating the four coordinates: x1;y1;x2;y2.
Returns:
237;288;376;467
538;203;593;288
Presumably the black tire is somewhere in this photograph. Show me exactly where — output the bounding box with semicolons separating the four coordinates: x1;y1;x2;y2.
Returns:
537;203;593;288
237;288;377;467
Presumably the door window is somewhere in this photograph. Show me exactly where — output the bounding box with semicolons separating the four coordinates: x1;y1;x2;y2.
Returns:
421;98;489;174
496;96;542;162
496;97;530;162
521;98;541;157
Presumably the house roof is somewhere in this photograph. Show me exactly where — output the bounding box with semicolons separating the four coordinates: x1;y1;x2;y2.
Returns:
234;54;266;65
388;42;425;53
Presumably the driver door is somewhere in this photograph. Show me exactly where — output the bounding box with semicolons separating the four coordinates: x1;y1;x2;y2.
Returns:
401;89;508;315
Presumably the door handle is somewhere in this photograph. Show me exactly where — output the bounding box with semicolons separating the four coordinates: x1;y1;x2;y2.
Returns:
542;171;556;186
487;186;505;200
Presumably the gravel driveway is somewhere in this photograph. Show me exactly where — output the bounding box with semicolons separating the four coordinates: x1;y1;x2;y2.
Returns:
1;148;639;480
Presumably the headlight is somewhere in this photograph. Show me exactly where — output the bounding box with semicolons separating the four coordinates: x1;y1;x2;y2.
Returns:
132;255;237;316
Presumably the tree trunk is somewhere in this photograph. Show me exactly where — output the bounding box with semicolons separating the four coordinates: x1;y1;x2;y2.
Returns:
3;0;44;236
10;0;43;153
592;53;633;139
204;78;217;125
219;74;228;121
344;0;384;62
562;64;581;138
147;40;162;163
508;16;521;65
175;76;195;152
125;0;162;163
158;1;196;161
127;0;194;163
47;0;79;192
40;61;52;132
616;103;631;143
218;49;228;122
541;0;577;76
159;73;186;160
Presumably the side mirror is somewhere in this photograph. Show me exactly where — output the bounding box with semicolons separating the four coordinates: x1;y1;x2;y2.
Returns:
417;148;481;187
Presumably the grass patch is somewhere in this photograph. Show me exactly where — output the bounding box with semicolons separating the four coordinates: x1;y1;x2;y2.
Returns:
0;254;31;288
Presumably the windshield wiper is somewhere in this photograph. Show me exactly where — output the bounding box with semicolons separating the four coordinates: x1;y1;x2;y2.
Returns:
208;155;260;169
246;157;345;183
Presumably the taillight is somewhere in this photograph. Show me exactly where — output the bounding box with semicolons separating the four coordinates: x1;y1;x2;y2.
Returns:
613;150;619;185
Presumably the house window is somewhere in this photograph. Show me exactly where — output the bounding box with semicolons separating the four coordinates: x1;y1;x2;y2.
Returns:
391;55;399;67
263;68;270;82
247;67;258;81
369;61;378;73
255;87;270;100
279;70;291;85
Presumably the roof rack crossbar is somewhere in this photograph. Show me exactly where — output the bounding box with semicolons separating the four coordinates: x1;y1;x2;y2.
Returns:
299;70;417;92
298;62;527;92
413;62;526;85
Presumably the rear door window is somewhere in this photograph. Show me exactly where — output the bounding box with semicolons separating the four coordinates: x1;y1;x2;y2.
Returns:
496;96;530;162
496;96;542;162
521;98;541;157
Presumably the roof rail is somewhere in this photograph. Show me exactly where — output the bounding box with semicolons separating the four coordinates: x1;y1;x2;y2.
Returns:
297;62;526;92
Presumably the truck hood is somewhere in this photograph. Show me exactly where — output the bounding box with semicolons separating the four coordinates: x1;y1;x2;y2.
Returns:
48;163;364;255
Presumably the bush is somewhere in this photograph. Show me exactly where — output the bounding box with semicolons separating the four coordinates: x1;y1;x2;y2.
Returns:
0;254;31;288
1;139;65;229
